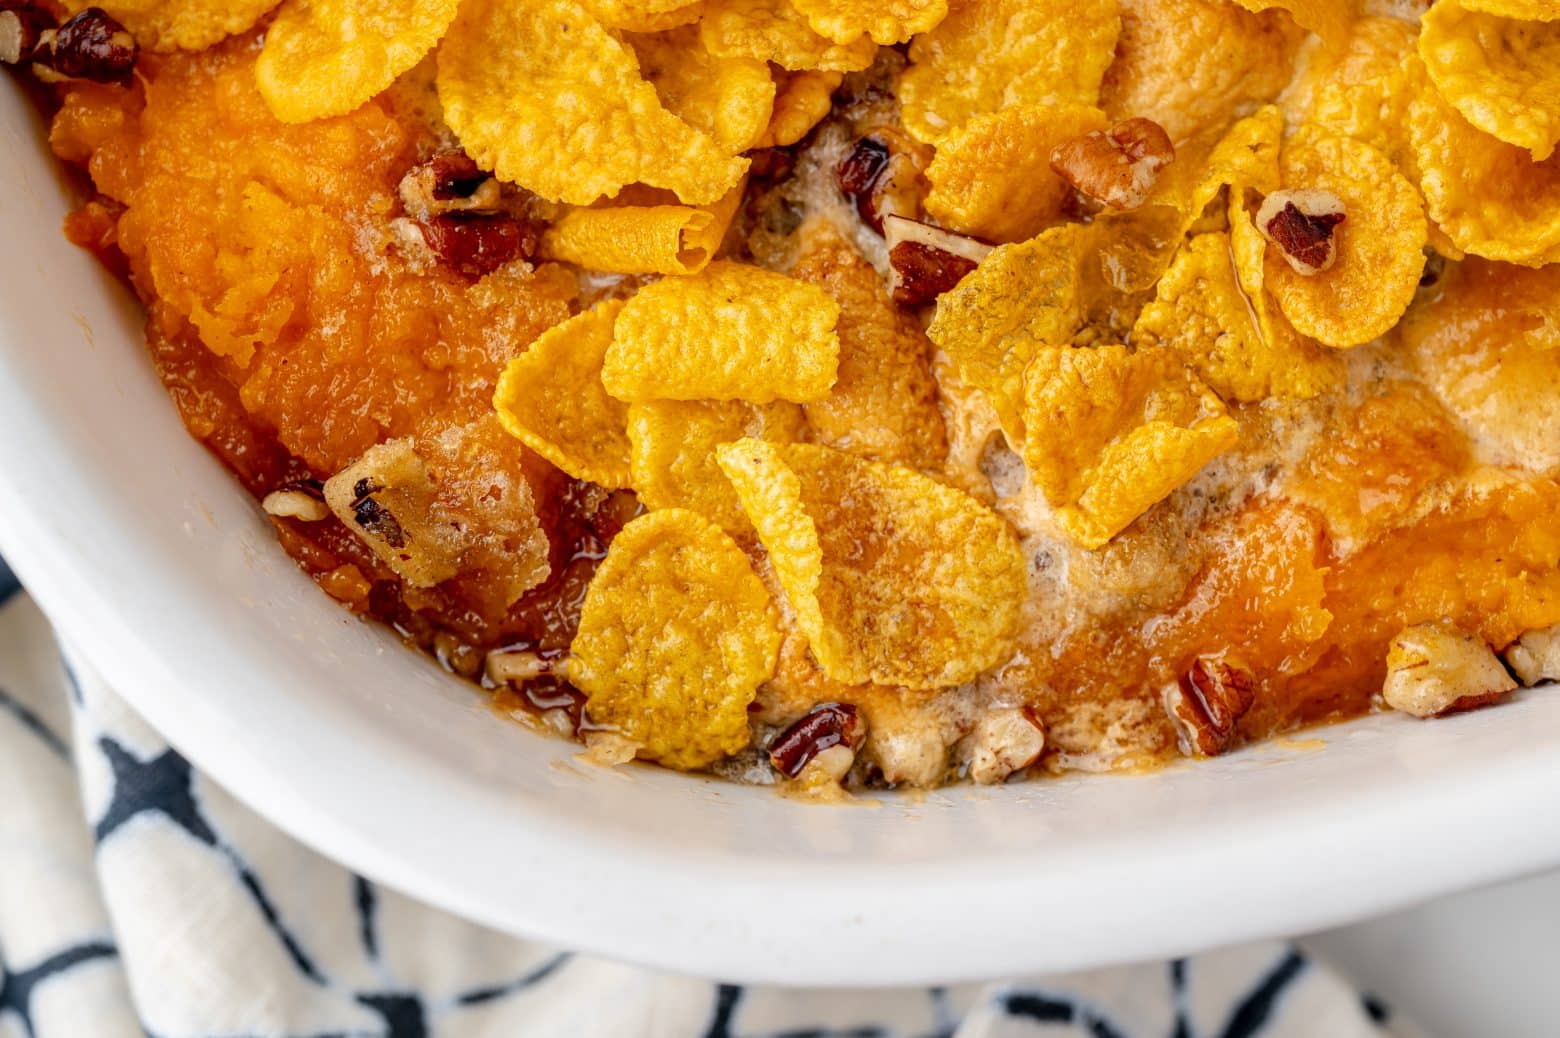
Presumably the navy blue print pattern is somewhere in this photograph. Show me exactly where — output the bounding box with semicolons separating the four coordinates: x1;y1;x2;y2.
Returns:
0;552;1415;1037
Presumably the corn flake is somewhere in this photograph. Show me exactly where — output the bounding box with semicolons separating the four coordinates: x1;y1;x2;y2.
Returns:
925;103;1110;244
571;508;781;769
1278;16;1419;162
582;0;705;31
700;0;878;72
1265;130;1427;348
790;0;946;46
1133;232;1339;403
899;0;1119;143
628;399;806;534
717;440;1026;688
603;261;841;403
1231;0;1356;48
1020;345;1240;548
76;0;277;52
1100;0;1301;144
757;69;842;147
1404;54;1560;265
257;0;459;124
628;24;777;153
493;301;633;487
1461;0;1560;16
437;0;747;205
792;223;947;468
1420;0;1560;161
926;224;1092;444
541;183;744;276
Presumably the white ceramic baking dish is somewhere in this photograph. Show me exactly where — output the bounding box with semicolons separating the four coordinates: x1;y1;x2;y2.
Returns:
4;82;1560;988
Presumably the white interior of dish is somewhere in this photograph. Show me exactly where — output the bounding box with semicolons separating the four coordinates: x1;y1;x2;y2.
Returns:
4;83;1558;987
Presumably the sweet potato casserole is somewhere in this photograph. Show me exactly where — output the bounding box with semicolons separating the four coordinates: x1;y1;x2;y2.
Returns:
7;0;1560;795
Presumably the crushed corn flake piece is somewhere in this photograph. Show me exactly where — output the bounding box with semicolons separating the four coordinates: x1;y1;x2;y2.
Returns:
926;224;1092;444
1420;0;1560;161
757;69;843;147
257;0;459;124
1403;53;1560;266
74;0;277;52
1461;0;1560;16
1279;16;1419;162
602;261;841;403
1231;0;1356;48
582;0;705;31
628;399;806;534
1100;0;1302;144
493;300;633;487
437;0;747;205
925;103;1109;244
790;0;946;46
628;24;776;153
1021;345;1239;549
899;0;1119;143
792;223;947;468
717;440;1027;688
700;0;878;72
540;183;744;275
572;508;781;770
1133;232;1340;403
1265;130;1426;348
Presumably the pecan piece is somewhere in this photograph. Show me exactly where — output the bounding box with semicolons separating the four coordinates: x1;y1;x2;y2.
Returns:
835;132;920;234
484;645;571;685
33;8;136;86
1506;624;1560;688
1257;188;1347;275
768;702;864;779
1049;117;1175;212
398;150;503;219
1383;624;1517;718
1164;656;1256;757
395;212;536;279
884;214;992;306
261;478;329;522
964;706;1045;785
0;2;54;65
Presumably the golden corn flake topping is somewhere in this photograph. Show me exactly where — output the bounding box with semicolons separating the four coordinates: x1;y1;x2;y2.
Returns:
1021;345;1239;549
602;261;841;403
899;0;1119;142
493;301;634;488
718;440;1027;689
77;0;278;52
64;0;1560;776
1419;0;1560;161
571;509;782;769
437;0;746;204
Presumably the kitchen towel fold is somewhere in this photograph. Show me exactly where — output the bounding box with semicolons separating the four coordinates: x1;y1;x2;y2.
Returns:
0;561;1417;1038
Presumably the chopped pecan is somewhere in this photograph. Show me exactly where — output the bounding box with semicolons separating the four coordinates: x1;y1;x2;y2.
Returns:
396;212;535;279
484;645;571;685
768;702;864;778
352;495;405;548
1257;188;1347;275
398;150;503;219
1164;656;1256;757
884;214;992;306
964;706;1045;785
1506;625;1560;688
1049;117;1175;212
0;2;54;65
33;8;136;86
1383;624;1517;718
835;132;920;234
261;479;329;522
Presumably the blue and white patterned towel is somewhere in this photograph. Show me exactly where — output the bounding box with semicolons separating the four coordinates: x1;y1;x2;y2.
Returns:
0;556;1419;1038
